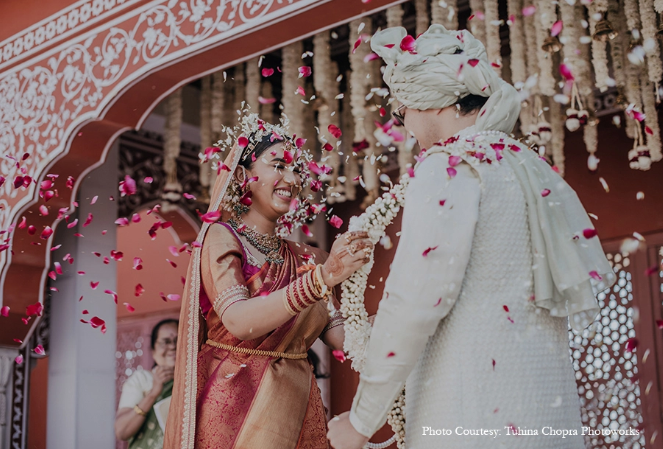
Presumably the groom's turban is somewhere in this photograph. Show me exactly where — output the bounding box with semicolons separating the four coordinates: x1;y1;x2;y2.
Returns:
371;24;521;134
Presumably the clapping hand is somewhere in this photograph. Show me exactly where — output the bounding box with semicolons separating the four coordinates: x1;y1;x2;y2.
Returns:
321;231;374;288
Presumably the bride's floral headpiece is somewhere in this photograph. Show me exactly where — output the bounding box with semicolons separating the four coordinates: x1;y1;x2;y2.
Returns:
208;105;321;238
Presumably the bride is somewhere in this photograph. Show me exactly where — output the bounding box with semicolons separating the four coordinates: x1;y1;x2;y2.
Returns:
164;112;374;449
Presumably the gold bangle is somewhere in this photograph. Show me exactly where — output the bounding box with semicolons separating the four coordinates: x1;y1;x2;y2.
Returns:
314;264;329;298
283;289;297;316
134;404;147;416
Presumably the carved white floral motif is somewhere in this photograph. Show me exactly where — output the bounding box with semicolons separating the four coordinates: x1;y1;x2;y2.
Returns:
0;0;312;275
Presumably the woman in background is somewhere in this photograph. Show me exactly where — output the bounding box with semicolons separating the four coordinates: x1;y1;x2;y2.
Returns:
116;319;178;448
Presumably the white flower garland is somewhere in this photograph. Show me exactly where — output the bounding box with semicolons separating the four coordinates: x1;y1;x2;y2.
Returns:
469;0;487;46
162;88;183;213
624;0;641;31
415;0;430;36
508;0;527;86
607;0;626;89
431;0;458;30
534;0;556;96
549;97;566;176
341;73;359;202
588;0;611;92
642;73;663;161
313;31;343;203
638;0;663;86
655;0;663;12
260;81;275;124
282;42;305;138
199;75;214;197
245;56;261;111
484;0;502;75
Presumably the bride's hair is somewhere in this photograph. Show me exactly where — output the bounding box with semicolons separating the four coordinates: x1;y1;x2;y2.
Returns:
239;132;294;169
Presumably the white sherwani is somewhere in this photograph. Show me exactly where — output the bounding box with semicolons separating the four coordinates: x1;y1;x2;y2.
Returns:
349;133;585;448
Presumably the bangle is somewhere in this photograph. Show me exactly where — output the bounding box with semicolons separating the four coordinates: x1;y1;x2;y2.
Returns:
313;265;329;298
283;289;297;316
134;404;147;416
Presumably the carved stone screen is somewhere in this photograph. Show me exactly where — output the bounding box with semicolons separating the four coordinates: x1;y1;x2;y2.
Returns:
569;251;646;448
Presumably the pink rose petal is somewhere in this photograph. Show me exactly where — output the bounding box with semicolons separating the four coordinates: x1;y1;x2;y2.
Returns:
298;66;312;77
522;5;536;16
0;306;8;317
423;246;438;257
583;228;597;239
34;344;45;355
541;189;551;197
448;155;462;167
387;351;396;358
296;86;306;96
400;35;416;52
332;350;346;362
447;167;457;178
328;124;342;139
589;270;602;280
200;211;221;223
329;215;343;229
551;20;563;37
119;175;137;197
259;96;276;104
40;226;53;240
15;355;23;364
468;58;480;67
135;283;145;297
123;303;135;312
237;136;249;148
625;337;638;352
559;63;574;81
262;68;274;77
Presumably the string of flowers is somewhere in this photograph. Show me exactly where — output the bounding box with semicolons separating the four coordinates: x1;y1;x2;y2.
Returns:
386;5;414;176
549;97;566;176
341;172;411;449
282;42;305;139
162;88;183;213
638;0;663;87
341;73;359;202
431;0;458;30
534;0;556;95
508;0;527;86
624;0;641;31
588;0;611;92
260;81;275;124
641;72;663;161
521;2;538;134
655;0;663;12
484;0;502;75
469;0;487;46
199;75;214;201
415;0;430;36
245;56;261;111
313;31;343;203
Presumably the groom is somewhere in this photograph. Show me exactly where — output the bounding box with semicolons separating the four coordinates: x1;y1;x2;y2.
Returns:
327;25;614;449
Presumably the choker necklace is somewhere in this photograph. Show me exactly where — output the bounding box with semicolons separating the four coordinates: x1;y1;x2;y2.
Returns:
228;218;284;265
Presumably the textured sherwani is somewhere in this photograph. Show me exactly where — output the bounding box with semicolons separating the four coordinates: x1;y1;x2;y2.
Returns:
349;130;586;448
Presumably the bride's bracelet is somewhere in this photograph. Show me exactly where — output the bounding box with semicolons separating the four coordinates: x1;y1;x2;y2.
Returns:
321;308;345;335
283;266;328;316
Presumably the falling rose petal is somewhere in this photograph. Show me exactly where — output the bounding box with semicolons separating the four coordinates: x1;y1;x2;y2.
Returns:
119;175;137;197
645;125;653;135
104;289;118;303
66;219;78;229
363;53;380;63
387;351;396;358
332;350;346;362
644;265;658;276
329;215;343;229
295;137;306;149
258;96;276;104
352;36;363;53
492;359;496;370
135;283;145;297
54;262;63;275
434;298;442;307
541;189;551;197
123;303;135;312
34;345;45;355
15;355;23;365
133;257;143;270
551;20;563;37
522;5;536;16
328;124;342;139
0;305;9;317
261;68;274;77
423;246;438;257
82;309;89;314
625;337;639;352
143;176;153;184
302;224;313;238
298;66;312;77
90;281;99;289
110;250;123;261
89;316;105;329
296;86;306;96
468;58;480;67
167;259;177;268
39;205;48;216
559;64;574;81
168;246;179;257
583;228;597;239
400;35;416;52
656;319;663;329
200;211;221;223
167;294;181;301
40;226;53;240
115;217;129;226
322;143;333;152
82;213;93;227
74;233;84;237
131;213;141;223
589;271;602;281
439;200;446;206
237;136;249;149
91;195;98;204
48;271;57;281
447;167;457;178
240;191;253;206
18;217;27;229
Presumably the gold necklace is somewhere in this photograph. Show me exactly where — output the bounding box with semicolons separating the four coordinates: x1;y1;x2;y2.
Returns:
228;218;284;265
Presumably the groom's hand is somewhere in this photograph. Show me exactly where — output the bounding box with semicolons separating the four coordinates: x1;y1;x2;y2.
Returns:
327;411;369;449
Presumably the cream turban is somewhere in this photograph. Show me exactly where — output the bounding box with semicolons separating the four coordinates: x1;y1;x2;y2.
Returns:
371;24;521;134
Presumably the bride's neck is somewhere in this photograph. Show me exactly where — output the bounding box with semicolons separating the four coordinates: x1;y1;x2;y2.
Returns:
240;209;277;236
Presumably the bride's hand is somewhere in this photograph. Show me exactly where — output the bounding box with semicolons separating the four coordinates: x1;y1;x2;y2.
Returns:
321;231;374;288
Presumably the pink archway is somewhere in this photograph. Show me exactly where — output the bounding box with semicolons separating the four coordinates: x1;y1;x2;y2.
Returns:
0;0;404;346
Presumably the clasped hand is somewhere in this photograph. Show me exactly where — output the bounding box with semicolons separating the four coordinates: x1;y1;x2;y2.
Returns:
321;231;374;288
